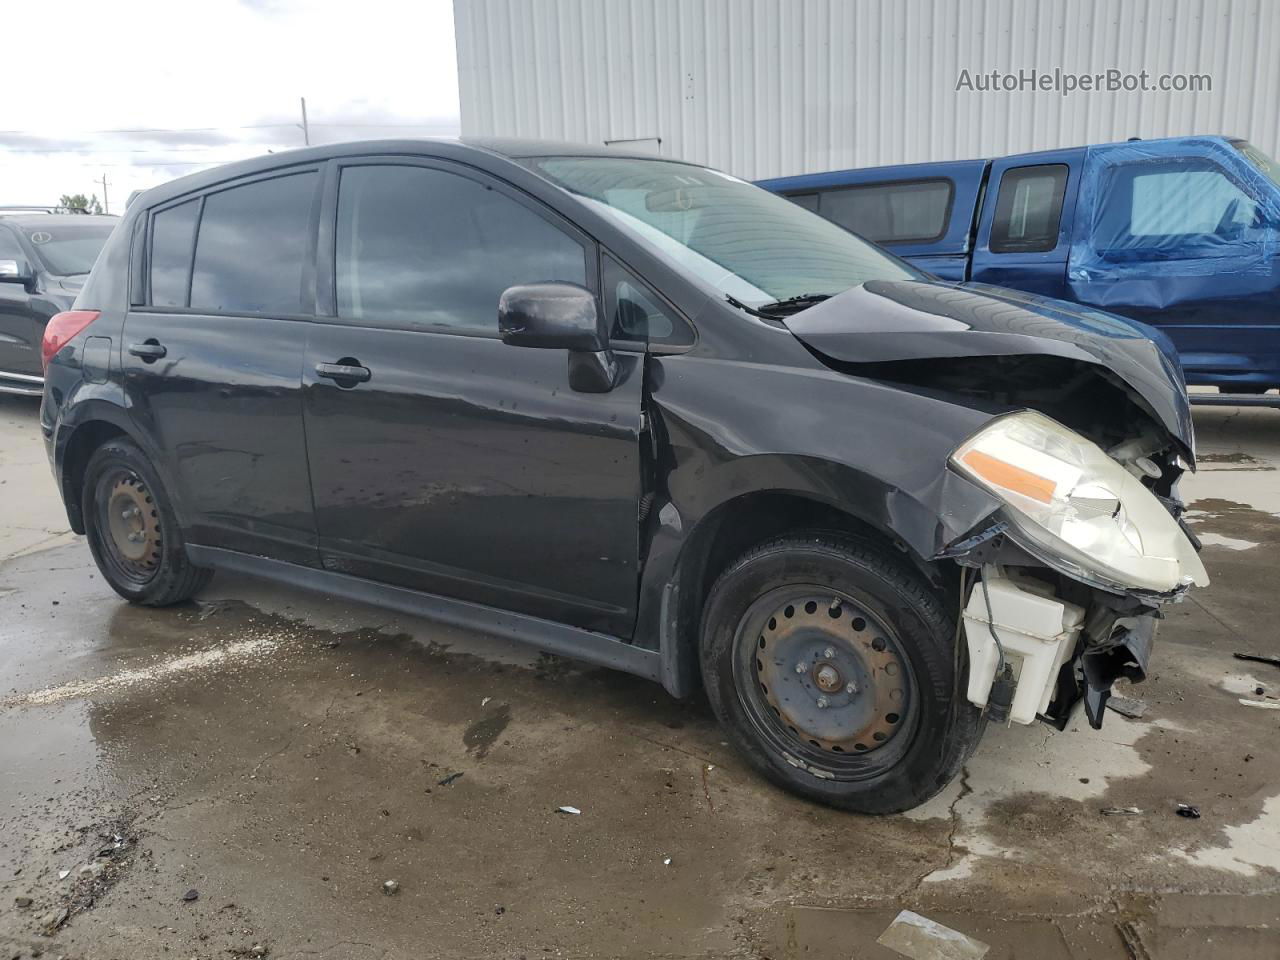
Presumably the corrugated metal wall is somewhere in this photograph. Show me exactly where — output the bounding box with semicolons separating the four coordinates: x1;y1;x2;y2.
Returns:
454;0;1280;180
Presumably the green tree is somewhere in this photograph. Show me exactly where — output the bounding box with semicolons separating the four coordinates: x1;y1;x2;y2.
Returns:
58;193;103;214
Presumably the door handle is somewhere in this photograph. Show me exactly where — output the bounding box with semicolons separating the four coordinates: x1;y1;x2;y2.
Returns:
128;340;167;361
315;360;371;384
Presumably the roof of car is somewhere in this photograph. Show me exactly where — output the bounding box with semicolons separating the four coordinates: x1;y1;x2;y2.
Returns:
0;214;119;228
131;137;702;213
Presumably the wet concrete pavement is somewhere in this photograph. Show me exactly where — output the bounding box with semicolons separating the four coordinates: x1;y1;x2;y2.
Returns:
2;395;1280;959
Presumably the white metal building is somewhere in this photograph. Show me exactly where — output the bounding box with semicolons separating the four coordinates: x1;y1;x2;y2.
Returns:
454;0;1280;180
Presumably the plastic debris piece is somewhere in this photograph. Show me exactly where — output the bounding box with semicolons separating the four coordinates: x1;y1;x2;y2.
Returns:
876;909;990;960
663;857;672;866
1176;803;1201;819
182;888;199;902
437;772;464;786
382;880;399;895
57;869;70;880
481;697;492;707
1106;695;1148;720
556;805;582;815
1101;806;1142;816
1234;652;1280;669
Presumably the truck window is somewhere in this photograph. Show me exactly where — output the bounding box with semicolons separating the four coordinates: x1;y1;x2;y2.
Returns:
990;164;1068;254
815;179;953;244
786;193;819;213
1122;162;1258;241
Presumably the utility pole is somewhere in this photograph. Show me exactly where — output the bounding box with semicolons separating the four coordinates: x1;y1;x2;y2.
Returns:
100;174;110;215
299;97;310;146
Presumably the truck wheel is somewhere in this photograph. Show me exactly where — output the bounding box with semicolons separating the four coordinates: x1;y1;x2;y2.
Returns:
700;533;984;814
82;438;213;606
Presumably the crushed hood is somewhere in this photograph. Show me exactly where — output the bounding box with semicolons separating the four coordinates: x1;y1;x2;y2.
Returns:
783;279;1194;452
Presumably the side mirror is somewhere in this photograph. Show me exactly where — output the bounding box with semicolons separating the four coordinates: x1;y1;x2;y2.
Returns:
498;283;618;393
0;258;33;287
499;282;606;351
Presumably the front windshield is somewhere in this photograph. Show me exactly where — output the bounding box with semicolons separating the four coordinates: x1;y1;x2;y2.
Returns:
526;156;920;306
1233;140;1280;189
17;222;115;276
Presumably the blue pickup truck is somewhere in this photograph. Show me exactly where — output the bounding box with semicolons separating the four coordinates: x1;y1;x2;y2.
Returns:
759;136;1280;404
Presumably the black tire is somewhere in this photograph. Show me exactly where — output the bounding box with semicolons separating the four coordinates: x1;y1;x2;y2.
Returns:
700;533;984;814
81;437;213;606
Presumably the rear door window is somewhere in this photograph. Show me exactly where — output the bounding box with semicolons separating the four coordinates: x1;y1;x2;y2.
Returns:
990;164;1068;253
335;163;589;333
149;199;200;307
190;172;317;314
817;179;953;243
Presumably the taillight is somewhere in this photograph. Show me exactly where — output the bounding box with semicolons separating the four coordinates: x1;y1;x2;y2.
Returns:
41;310;100;372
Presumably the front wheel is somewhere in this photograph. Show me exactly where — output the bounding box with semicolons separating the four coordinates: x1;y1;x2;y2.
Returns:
700;534;984;814
82;437;213;606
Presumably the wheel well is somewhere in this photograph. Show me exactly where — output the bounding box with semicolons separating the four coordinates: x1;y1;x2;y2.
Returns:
60;421;127;533
672;491;950;690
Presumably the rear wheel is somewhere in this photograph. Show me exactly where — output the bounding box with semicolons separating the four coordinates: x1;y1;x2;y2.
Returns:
82;438;212;605
700;533;984;814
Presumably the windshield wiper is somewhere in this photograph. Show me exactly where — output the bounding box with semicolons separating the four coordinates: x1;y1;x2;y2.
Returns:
755;293;833;315
724;292;834;321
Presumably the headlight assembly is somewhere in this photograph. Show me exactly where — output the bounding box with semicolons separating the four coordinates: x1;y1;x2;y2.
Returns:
950;411;1208;594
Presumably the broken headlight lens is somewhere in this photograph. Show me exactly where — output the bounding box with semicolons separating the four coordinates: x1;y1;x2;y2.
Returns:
950;410;1208;594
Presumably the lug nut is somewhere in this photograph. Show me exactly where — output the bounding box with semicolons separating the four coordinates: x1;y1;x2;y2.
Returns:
795;662;807;674
845;682;857;694
816;696;829;709
823;647;835;659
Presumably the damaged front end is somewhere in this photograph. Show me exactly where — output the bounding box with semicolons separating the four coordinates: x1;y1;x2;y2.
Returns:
939;410;1207;731
783;278;1210;731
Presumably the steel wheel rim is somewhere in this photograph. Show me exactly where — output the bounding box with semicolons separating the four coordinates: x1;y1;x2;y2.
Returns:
732;585;919;780
95;469;163;586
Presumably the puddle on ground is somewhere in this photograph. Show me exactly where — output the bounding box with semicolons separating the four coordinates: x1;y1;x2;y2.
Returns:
463;702;512;758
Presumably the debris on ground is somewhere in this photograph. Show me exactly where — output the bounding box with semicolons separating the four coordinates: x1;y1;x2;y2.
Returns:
1106;695;1148;720
39;906;70;936
182;888;200;902
1238;697;1280;710
1233;651;1280;669
663;857;672;866
876;909;990;959
1101;806;1142;816
437;772;464;786
57;869;70;880
14;895;32;908
1176;803;1201;819
556;805;582;815
382;880;399;896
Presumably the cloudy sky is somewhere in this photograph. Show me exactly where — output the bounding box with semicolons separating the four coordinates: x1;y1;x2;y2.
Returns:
4;0;460;211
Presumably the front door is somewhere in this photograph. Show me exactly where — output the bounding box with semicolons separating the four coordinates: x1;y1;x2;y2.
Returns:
302;159;643;637
123;169;320;563
1065;140;1280;388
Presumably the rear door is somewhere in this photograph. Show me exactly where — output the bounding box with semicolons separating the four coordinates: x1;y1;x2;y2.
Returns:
122;167;320;564
301;158;644;637
971;150;1082;299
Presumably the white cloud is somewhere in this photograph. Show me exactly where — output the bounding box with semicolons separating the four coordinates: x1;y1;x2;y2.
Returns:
3;0;460;209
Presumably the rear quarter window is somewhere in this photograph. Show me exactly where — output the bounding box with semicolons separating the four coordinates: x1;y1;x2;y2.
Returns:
990;164;1068;253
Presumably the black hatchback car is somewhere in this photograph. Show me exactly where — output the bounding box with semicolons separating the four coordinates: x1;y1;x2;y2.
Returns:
41;139;1207;813
0;213;116;395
